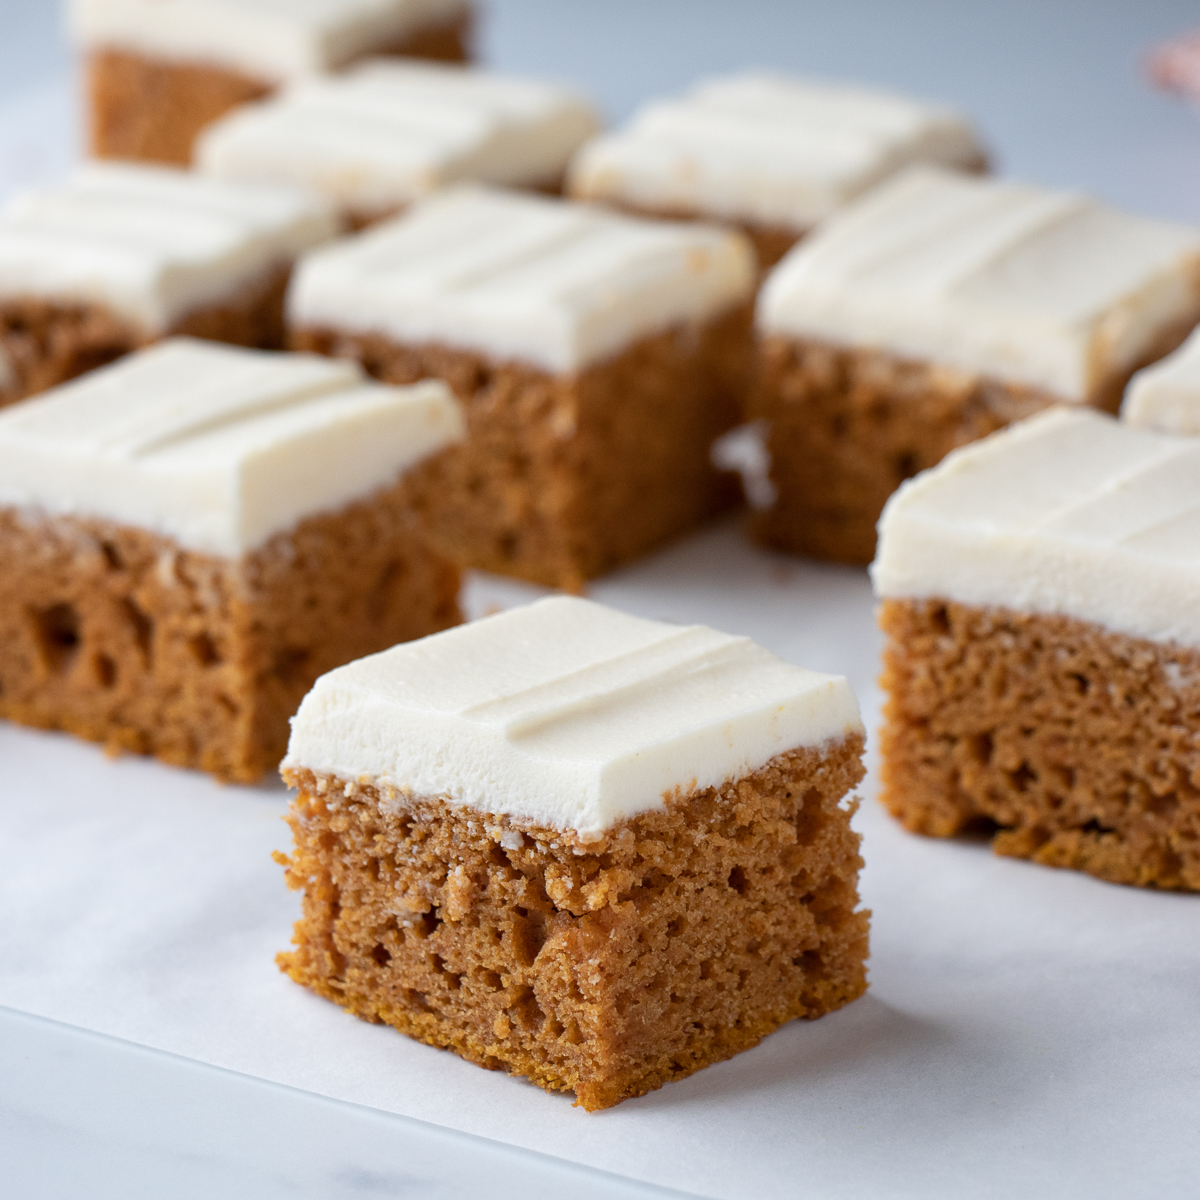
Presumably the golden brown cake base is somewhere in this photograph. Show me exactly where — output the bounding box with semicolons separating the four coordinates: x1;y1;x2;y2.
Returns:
879;598;1200;890
277;734;868;1110
754;319;1200;566
85;14;473;166
0;476;460;782
292;307;752;590
0;263;292;408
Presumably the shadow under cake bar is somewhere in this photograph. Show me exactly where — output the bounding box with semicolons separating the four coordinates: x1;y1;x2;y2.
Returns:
567;72;986;269
0;337;464;782
278;595;869;1110
873;406;1200;890
288;186;757;590
755;166;1200;565
0;162;339;409
69;0;475;165
1121;325;1200;435
195;58;601;228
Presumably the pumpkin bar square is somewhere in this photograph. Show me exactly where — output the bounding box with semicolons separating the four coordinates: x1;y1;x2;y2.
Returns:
0;163;339;408
278;595;868;1109
755;166;1200;565
288;187;757;589
568;72;986;269
874;406;1200;890
70;0;476;166
0;337;463;782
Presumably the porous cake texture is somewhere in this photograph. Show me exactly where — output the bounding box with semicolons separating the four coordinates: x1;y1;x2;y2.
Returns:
0;339;463;781
278;597;868;1109
1121;325;1200;434
289;187;757;589
568;72;985;268
756;167;1200;564
71;0;474;165
0;163;338;408
874;407;1200;890
197;60;601;227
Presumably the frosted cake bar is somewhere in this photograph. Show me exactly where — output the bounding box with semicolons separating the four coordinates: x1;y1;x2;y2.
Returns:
197;59;601;226
288;186;757;588
70;0;474;164
278;595;869;1109
874;406;1200;889
0;163;338;408
568;72;986;267
755;166;1200;563
1121;326;1200;434
0;338;464;782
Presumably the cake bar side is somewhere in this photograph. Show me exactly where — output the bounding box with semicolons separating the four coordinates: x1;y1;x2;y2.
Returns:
0;472;459;781
277;733;868;1110
878;597;1200;890
292;306;751;589
754;319;1199;566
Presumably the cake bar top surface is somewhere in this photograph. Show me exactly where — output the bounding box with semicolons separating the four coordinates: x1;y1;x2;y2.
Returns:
288;186;756;373
568;72;984;233
69;0;470;81
196;59;600;215
873;406;1200;648
0;163;339;332
1122;326;1200;434
284;595;863;836
759;167;1200;401
0;338;464;557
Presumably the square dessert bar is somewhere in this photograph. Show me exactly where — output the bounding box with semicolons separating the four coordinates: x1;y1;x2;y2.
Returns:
278;595;868;1110
874;407;1200;890
70;0;475;165
1121;325;1200;435
568;72;986;269
0;338;463;782
289;187;757;589
196;59;601;228
0;163;338;409
756;167;1200;565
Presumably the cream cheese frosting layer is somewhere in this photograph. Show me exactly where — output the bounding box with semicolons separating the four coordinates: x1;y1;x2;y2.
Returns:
0;163;339;333
1121;326;1200;434
873;406;1200;648
284;595;864;836
568;72;984;233
759;167;1200;402
196;59;600;215
288;186;756;373
69;0;470;82
0;338;464;557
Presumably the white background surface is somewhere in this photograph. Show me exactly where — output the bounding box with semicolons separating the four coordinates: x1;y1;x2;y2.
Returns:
3;3;1200;1198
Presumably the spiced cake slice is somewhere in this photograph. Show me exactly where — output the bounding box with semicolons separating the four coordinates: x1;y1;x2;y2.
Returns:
568;72;985;269
755;166;1200;565
196;59;601;228
0;162;339;408
0;337;464;782
278;595;868;1110
873;406;1200;890
70;0;475;165
288;186;757;589
1121;325;1200;434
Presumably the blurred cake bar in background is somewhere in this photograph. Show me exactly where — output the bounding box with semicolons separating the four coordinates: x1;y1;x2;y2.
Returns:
755;166;1200;565
0;163;339;408
874;407;1200;890
567;72;986;268
278;595;869;1110
0;338;463;782
1121;326;1200;434
196;59;601;228
288;187;756;590
69;0;475;164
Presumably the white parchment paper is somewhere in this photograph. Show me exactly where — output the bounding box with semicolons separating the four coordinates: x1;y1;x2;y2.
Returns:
2;522;1197;1200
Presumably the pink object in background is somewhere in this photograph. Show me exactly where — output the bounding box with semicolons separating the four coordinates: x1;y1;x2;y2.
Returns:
1147;30;1200;101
